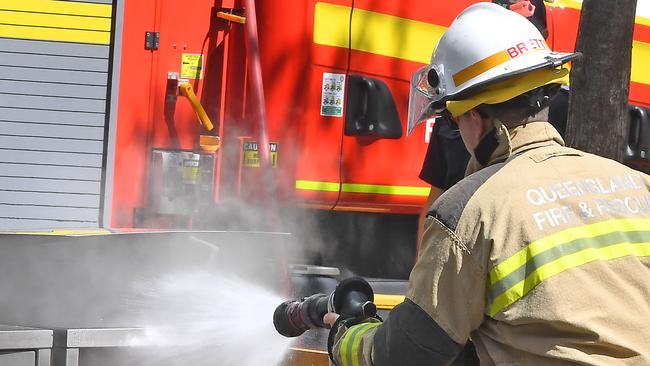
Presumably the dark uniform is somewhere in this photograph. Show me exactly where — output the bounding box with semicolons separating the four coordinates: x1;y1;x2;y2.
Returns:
419;117;471;190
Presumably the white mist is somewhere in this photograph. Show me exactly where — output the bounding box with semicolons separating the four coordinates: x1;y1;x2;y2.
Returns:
128;271;293;366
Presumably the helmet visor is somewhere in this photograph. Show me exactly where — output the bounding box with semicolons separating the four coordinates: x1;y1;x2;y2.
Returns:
407;65;441;136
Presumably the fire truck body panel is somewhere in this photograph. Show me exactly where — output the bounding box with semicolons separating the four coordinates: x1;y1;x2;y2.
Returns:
546;1;650;109
279;0;351;210
1;0;649;230
335;1;473;213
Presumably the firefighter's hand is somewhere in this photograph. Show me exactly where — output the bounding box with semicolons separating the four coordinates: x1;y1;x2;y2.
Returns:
323;312;340;328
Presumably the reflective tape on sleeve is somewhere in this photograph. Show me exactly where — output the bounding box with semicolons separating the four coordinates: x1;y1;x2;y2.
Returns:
339;322;381;366
487;218;650;316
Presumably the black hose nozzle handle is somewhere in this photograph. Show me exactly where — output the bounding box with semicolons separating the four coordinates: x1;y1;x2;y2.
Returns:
273;277;376;337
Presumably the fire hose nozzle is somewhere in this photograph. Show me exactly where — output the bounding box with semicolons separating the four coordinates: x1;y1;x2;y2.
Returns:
273;277;376;338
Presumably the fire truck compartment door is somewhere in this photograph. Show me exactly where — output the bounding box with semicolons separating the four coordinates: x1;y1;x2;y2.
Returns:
293;0;353;207
335;0;452;213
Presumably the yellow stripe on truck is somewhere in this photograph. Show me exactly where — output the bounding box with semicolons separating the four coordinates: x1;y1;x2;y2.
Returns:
632;40;650;85
545;0;583;11
0;0;112;17
296;180;431;197
548;0;650;27
546;0;650;85
314;1;650;88
638;17;650;28
0;0;112;44
296;180;340;192
314;2;445;64
0;10;111;31
342;183;430;196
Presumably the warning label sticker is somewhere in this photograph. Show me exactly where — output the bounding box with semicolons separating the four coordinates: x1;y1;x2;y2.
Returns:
181;157;200;183
242;142;278;168
181;54;204;79
320;72;345;117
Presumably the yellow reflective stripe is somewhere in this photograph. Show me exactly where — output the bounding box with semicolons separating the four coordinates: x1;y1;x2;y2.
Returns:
373;294;405;310
0;0;112;18
295;180;340;192
0;0;112;44
0;10;112;31
546;0;650;85
339;322;381;366
487;218;650;288
296;180;431;196
545;0;583;11
342;183;430;196
0;24;110;44
547;0;650;26
314;2;445;63
351;322;380;366
489;241;650;316
314;2;350;54
314;0;650;89
453;50;511;87
636;16;650;28
632;40;650;85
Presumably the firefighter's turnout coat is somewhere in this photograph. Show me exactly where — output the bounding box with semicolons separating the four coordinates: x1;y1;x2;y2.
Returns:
331;121;650;365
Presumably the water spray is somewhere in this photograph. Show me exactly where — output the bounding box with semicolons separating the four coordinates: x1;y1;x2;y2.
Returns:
273;277;376;337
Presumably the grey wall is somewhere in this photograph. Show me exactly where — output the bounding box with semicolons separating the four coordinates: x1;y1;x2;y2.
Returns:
0;0;115;230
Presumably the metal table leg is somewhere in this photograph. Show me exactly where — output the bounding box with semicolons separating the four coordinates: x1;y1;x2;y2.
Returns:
36;349;51;366
53;348;78;366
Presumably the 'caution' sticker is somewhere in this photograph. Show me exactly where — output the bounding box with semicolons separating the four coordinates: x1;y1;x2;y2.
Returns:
182;158;201;182
242;142;278;168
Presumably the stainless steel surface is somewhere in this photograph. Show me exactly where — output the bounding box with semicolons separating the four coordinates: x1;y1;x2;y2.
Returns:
35;349;50;366
0;231;295;366
0;351;35;366
289;264;340;277
54;328;148;348
51;328;152;366
0;326;52;350
0;231;292;329
148;149;216;215
53;348;77;366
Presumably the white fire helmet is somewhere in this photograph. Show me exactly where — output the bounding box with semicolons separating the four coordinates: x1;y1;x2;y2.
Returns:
407;2;580;135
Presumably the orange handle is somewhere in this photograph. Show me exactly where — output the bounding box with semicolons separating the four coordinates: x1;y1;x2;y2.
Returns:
216;11;246;24
179;82;214;131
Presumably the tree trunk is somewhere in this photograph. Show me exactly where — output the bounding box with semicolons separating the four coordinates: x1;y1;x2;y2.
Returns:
565;0;637;161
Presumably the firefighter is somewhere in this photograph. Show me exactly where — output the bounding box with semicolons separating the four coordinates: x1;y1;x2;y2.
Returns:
325;3;650;365
415;0;558;247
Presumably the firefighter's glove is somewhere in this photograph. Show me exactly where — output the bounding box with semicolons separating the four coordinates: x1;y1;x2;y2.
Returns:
327;315;382;366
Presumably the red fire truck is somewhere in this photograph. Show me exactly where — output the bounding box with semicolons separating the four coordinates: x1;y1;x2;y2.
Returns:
1;0;649;276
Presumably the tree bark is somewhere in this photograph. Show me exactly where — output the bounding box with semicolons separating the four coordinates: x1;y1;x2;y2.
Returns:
565;0;637;161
